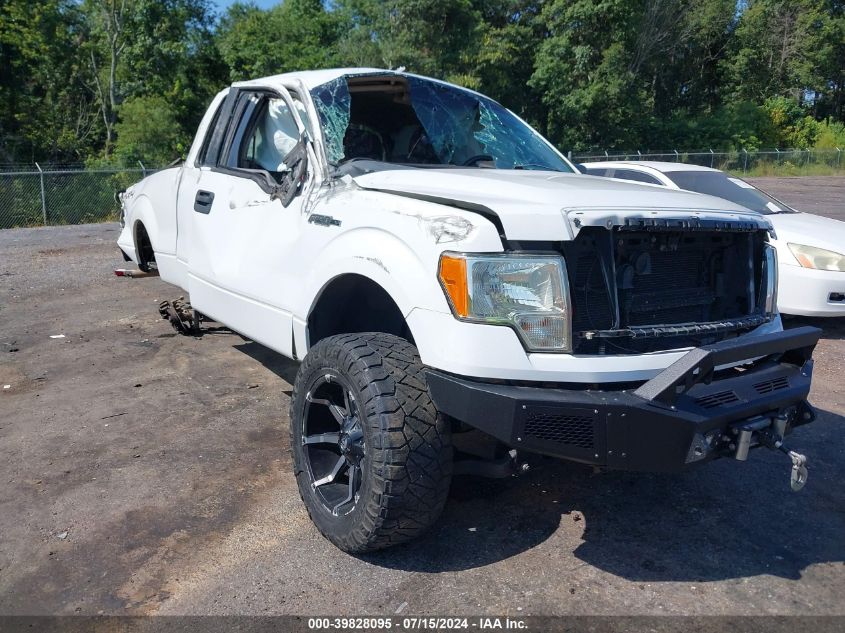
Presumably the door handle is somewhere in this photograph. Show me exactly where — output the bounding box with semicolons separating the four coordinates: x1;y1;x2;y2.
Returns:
194;190;215;214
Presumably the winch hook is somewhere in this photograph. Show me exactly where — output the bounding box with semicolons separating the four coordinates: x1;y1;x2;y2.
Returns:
759;428;808;491
780;446;809;491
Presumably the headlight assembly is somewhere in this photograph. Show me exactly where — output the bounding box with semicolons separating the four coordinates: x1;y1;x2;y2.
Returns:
788;243;845;272
438;252;572;351
761;244;778;314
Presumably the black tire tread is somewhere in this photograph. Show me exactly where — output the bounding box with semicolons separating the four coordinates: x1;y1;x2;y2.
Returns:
290;332;452;552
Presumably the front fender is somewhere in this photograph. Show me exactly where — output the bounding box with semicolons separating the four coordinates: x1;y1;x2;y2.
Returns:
292;188;504;357
300;227;446;321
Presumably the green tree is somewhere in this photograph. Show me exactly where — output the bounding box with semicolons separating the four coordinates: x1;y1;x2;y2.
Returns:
0;0;98;162
816;0;845;121
3;0;845;167
216;0;341;81
80;0;221;159
114;95;184;165
468;1;546;126
724;0;838;104
530;0;645;150
334;0;481;81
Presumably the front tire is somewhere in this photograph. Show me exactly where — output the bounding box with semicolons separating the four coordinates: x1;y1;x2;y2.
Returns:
290;333;452;553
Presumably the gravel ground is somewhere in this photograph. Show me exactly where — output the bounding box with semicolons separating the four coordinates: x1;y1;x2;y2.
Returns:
747;176;844;221
0;178;843;618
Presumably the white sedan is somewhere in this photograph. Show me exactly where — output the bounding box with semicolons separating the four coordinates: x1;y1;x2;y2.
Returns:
582;161;845;316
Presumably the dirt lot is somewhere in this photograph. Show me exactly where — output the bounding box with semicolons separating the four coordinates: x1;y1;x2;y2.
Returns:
0;177;843;617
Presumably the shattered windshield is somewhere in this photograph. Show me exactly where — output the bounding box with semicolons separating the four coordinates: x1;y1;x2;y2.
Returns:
310;74;572;172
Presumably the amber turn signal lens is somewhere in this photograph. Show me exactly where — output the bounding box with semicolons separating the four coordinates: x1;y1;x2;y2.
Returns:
438;254;469;317
796;254;814;269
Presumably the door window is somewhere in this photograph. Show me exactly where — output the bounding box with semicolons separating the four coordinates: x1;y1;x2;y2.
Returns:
218;90;310;206
224;95;260;169
611;169;662;185
243;98;301;173
197;98;225;166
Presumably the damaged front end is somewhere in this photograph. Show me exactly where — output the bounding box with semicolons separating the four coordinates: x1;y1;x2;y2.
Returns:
427;324;820;489
427;209;823;487
557;213;778;355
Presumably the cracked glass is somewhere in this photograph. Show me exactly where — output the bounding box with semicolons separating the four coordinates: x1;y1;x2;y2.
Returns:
407;77;570;171
310;74;572;172
310;77;351;164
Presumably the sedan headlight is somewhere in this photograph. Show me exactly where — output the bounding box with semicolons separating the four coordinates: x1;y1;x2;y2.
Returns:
438;252;572;351
788;243;845;272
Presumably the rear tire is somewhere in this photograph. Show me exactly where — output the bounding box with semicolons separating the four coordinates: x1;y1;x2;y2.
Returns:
290;333;452;552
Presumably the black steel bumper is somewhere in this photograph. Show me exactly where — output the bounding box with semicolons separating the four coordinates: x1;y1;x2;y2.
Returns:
427;326;821;472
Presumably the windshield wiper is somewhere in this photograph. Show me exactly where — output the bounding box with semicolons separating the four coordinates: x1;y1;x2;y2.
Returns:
513;163;562;172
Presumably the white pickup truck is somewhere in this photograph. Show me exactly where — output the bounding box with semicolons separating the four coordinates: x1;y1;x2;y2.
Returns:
118;68;820;553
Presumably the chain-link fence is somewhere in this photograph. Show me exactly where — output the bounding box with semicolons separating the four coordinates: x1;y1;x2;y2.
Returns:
0;164;159;230
1;149;843;229
571;147;845;173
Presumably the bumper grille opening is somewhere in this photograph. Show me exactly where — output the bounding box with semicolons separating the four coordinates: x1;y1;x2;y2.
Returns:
753;376;789;394
523;409;595;449
695;390;740;409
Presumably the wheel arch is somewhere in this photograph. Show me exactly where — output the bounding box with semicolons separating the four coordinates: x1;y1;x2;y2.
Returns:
126;192;161;271
297;226;454;356
133;218;156;272
306;273;416;349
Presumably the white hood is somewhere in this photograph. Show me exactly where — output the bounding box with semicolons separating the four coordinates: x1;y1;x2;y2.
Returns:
769;212;845;259
353;169;770;240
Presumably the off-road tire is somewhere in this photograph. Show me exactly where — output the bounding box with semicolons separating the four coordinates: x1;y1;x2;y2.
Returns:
290;333;452;552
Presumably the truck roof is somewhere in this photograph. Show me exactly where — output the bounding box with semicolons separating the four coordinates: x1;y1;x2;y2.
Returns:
235;68;383;90
233;68;492;100
584;161;721;173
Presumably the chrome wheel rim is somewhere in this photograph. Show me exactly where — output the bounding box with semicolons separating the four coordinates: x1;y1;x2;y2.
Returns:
302;372;365;516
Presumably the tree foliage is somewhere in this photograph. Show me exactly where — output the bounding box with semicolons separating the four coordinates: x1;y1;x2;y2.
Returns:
217;0;340;80
114;95;184;165
0;0;94;162
2;0;844;166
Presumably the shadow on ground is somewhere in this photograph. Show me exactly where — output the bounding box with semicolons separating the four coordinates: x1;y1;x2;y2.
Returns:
234;340;300;389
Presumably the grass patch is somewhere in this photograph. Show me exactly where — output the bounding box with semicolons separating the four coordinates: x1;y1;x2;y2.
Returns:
733;162;845;177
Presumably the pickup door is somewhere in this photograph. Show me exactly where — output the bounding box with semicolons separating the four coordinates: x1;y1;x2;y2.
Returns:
176;83;312;356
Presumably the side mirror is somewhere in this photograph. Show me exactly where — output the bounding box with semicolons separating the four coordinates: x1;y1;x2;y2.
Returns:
274;135;309;208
